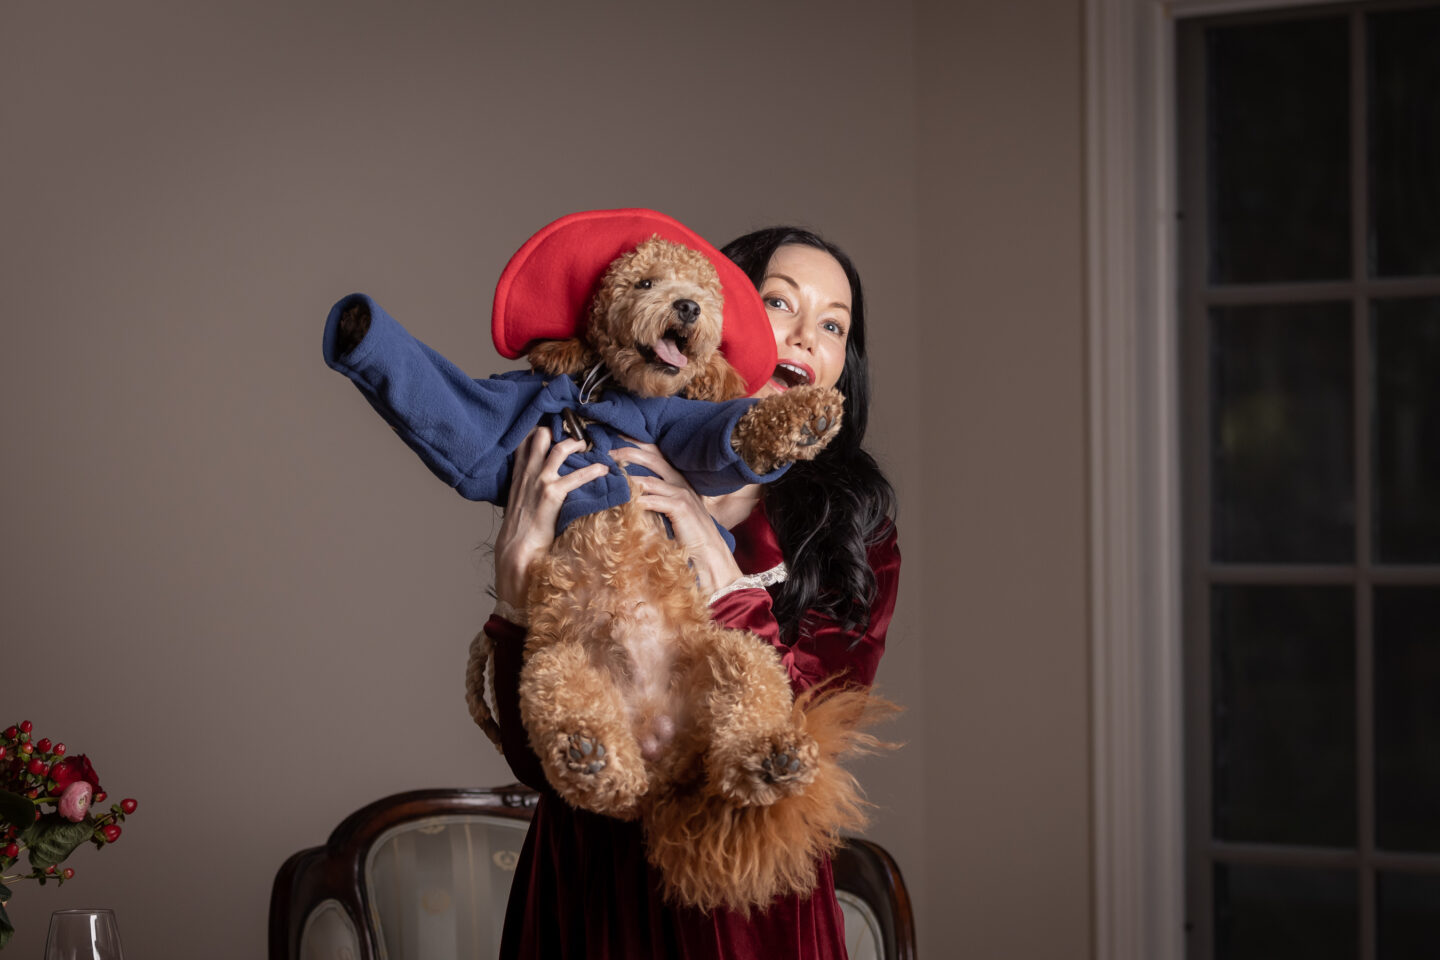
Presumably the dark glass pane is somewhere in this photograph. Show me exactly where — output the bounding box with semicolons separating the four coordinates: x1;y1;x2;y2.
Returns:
1375;588;1440;852
1373;299;1440;561
1212;586;1355;846
1378;872;1440;960
1211;304;1354;563
1207;17;1350;284
1369;7;1440;277
1214;864;1356;960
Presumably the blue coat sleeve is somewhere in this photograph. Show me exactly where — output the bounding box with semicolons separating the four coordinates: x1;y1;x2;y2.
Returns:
636;394;790;495
322;294;546;503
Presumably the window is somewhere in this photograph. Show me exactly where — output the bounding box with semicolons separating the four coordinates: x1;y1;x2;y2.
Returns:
1179;4;1440;958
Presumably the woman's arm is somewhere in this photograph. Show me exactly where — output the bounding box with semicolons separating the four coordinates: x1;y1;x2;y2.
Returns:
709;526;899;692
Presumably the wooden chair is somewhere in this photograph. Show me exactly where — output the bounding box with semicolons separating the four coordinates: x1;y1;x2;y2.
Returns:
269;785;916;960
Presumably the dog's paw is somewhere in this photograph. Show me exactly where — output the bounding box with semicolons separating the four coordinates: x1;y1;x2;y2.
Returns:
719;732;820;807
335;301;371;357
730;385;844;474
793;396;840;450
563;731;608;776
760;745;808;784
541;727;647;818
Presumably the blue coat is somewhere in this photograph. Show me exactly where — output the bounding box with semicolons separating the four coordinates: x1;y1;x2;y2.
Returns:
322;294;784;546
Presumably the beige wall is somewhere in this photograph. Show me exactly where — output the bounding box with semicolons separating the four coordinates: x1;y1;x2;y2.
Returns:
0;0;1087;956
917;1;1092;955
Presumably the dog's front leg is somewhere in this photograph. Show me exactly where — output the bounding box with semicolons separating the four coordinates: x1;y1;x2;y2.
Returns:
729;384;844;475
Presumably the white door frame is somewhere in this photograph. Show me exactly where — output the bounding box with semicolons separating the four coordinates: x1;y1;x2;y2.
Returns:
1084;2;1349;958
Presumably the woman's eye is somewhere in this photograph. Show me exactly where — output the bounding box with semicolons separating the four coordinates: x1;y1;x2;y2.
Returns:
764;296;789;310
823;320;845;335
636;279;653;289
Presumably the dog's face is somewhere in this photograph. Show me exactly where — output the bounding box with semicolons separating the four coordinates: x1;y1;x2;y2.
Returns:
587;236;728;397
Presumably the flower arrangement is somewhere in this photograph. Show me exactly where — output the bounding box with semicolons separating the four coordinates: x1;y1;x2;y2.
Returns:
0;721;137;950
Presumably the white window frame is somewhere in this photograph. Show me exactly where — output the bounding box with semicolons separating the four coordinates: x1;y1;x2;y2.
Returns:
1084;2;1350;958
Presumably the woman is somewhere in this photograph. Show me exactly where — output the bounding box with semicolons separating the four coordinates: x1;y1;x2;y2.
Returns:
484;227;899;959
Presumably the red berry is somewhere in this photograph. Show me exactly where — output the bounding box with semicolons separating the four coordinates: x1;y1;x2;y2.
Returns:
2;842;17;858
94;791;107;804
18;721;32;734
120;798;137;814
101;824;121;843
3;726;16;739
19;743;32;756
26;789;38;799
62;867;75;879
35;738;51;753
0;745;6;760
45;864;56;874
27;758;46;775
52;742;66;756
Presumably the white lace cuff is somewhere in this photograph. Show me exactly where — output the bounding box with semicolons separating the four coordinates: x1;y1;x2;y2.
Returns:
708;562;789;605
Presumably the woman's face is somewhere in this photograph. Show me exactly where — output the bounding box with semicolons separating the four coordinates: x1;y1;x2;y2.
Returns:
753;244;852;398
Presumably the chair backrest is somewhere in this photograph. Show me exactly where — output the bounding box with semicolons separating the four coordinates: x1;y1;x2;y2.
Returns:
270;786;916;960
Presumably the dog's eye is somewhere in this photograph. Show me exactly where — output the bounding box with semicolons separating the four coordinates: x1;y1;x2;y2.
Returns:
635;279;653;290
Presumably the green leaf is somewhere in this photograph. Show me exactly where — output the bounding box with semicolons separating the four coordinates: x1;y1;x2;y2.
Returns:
0;881;10;901
26;814;94;870
0;896;12;951
0;790;32;831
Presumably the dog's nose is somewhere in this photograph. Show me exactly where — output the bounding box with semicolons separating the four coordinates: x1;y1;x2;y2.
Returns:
672;299;700;325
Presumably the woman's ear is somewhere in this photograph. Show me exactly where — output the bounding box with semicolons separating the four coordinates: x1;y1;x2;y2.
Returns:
683;353;749;402
527;338;596;377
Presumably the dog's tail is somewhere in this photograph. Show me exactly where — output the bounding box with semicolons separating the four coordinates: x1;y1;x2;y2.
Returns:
643;683;900;914
465;629;505;753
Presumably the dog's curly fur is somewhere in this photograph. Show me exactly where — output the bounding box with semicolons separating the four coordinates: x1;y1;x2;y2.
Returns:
462;236;889;911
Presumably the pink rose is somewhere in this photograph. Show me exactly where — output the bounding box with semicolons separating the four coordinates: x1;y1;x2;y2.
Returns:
57;781;93;822
50;755;101;794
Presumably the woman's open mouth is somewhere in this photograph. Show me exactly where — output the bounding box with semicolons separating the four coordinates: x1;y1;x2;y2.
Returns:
768;360;814;392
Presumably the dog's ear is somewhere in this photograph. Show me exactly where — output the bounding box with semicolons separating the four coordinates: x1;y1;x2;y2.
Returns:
527;337;596;377
683;352;750;402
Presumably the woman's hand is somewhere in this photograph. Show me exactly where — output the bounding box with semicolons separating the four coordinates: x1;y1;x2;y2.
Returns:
493;427;610;610
610;441;749;597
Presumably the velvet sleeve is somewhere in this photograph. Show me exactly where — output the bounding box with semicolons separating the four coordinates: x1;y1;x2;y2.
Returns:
483;614;552;793
709;524;901;694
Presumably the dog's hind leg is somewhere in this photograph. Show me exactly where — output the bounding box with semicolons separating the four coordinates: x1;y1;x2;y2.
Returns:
519;636;648;818
690;626;819;807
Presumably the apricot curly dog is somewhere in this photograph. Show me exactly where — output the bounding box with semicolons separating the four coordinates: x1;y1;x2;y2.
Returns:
325;232;883;912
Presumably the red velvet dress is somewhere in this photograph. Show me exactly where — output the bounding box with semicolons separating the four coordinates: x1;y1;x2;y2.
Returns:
489;503;900;960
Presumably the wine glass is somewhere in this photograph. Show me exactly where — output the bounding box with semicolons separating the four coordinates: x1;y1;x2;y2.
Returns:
44;908;126;960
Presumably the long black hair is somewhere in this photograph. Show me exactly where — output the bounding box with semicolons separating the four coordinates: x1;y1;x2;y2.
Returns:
721;227;897;643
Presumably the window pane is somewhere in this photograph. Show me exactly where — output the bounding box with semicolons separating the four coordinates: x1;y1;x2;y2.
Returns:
1375;588;1440;853
1373;298;1440;562
1369;7;1440;277
1212;586;1355;846
1207;17;1350;284
1378;872;1440;960
1211;304;1354;563
1214;864;1356;960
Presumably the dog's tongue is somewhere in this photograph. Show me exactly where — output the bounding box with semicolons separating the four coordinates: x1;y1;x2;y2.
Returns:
653;336;688;369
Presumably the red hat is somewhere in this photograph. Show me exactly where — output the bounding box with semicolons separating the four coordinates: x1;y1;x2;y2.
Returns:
492;208;776;397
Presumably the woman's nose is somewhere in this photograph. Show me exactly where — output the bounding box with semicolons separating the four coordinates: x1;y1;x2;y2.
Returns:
788;314;816;350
